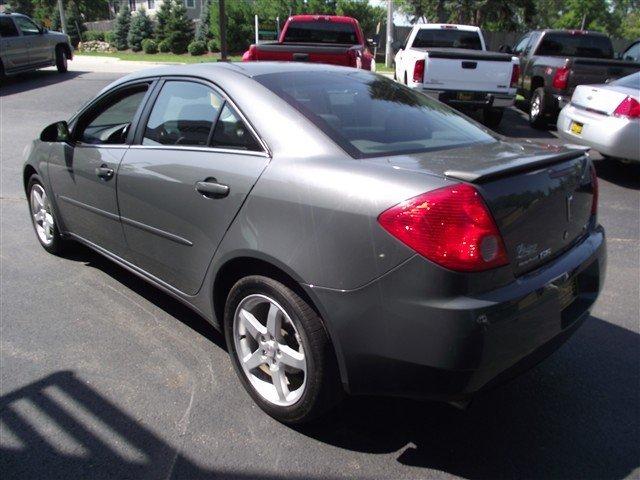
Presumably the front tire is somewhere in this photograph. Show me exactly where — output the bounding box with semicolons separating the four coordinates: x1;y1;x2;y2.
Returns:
224;275;342;424
27;174;67;255
529;87;548;129
482;107;504;128
55;45;68;73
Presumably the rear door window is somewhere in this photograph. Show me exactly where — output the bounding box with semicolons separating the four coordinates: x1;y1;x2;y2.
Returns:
210;104;262;151
0;17;19;37
14;16;40;36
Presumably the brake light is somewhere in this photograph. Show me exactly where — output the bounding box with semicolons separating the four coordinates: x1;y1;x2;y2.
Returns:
510;64;520;88
552;66;570;90
590;162;598;215
242;45;257;62
413;59;425;83
378;184;509;272
613;96;640;118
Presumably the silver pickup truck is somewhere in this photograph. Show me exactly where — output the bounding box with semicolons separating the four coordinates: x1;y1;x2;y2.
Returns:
1;12;73;78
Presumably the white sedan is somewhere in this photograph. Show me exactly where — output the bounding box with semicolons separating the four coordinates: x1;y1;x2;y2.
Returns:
557;72;640;163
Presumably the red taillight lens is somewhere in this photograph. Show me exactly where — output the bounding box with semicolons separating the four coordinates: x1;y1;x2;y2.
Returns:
510;64;520;88
590;162;598;215
552;66;570;90
413;59;425;83
378;184;509;272
613;96;640;118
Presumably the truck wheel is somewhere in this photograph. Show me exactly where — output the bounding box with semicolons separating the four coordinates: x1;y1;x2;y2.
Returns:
55;45;68;73
482;107;504;128
529;87;548;129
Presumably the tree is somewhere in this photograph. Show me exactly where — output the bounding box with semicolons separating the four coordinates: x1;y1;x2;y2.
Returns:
336;0;385;37
210;0;253;53
155;0;173;42
113;3;131;51
166;0;194;54
65;0;86;47
128;7;154;52
5;0;35;16
196;0;212;42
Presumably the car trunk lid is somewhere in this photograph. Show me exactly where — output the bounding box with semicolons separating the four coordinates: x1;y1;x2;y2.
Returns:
570;83;635;116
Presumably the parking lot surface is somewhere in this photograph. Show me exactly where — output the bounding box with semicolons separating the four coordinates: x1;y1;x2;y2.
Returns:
1;63;639;480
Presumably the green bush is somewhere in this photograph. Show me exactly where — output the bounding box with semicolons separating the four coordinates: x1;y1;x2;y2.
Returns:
188;40;207;56
158;39;171;53
166;0;194;54
141;38;158;54
127;7;154;52
113;4;131;51
84;30;105;42
207;38;218;52
104;31;115;45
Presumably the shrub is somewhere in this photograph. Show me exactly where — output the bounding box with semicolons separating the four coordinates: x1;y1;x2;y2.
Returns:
158;39;171;53
65;0;86;47
155;0;172;42
195;0;212;42
104;30;115;45
84;30;105;42
188;40;207;56
141;38;158;54
207;38;218;53
127;7;154;52
113;4;131;51
166;0;194;54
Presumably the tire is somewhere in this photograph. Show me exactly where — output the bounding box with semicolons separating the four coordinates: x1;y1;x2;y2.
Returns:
482;107;504;128
0;61;5;81
224;275;342;424
529;87;548;129
27;174;68;255
404;72;408;85
55;45;68;73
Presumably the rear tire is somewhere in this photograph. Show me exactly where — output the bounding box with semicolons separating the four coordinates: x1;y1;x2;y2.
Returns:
224;275;342;424
529;87;548;129
55;45;68;73
482;107;504;128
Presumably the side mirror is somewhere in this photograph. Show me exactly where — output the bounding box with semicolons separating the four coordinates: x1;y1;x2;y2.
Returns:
367;34;379;48
499;44;514;54
391;40;403;51
40;121;70;143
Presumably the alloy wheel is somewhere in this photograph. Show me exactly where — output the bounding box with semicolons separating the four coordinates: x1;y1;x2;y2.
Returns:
30;184;54;246
531;95;540;118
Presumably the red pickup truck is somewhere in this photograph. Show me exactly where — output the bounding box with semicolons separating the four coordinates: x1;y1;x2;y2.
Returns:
242;15;376;70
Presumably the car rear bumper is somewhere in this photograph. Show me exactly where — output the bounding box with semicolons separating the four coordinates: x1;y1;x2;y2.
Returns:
418;88;516;109
557;105;640;162
306;226;606;400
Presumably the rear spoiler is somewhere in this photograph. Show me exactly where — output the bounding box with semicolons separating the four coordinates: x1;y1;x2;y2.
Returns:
445;149;587;183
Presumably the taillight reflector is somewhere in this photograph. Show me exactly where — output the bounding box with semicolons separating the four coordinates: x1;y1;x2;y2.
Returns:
613;96;640;118
510;64;520;88
378;184;509;272
413;59;425;83
552;66;570;90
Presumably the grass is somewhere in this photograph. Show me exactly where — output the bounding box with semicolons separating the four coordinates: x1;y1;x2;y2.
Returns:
76;50;243;63
375;62;394;73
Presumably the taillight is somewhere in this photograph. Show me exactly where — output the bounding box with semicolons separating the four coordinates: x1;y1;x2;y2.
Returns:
413;59;425;83
378;184;509;272
590;162;598;215
552;66;570;90
242;45;256;62
510;64;520;88
613;96;640;118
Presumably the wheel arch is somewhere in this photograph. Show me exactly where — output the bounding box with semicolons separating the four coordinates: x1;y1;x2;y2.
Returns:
531;75;544;92
56;42;72;59
23;164;38;195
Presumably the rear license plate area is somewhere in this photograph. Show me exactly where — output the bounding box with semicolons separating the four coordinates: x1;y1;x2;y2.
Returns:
570;121;583;135
557;276;578;311
457;92;475;101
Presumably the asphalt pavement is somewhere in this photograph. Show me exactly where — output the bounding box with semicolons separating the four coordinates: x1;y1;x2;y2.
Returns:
1;60;639;480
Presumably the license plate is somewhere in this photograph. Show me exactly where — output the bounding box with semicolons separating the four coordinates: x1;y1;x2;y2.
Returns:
457;92;474;101
570;121;583;135
557;277;578;310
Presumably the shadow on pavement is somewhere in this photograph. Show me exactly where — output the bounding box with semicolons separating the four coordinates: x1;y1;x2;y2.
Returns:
298;315;640;479
594;157;640;190
0;371;329;480
494;104;557;139
1;70;87;97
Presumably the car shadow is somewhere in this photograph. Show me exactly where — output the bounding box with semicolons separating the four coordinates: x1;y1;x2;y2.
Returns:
297;315;639;479
593;157;640;190
493;104;558;139
1;69;87;96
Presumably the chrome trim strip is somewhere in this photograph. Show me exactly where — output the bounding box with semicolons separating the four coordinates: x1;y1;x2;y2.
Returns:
58;195;120;221
128;145;269;158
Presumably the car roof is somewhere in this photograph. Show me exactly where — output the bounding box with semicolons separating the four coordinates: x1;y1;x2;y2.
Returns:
534;29;609;36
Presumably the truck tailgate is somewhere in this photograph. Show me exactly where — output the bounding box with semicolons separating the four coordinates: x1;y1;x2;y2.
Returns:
253;42;356;66
568;58;640;91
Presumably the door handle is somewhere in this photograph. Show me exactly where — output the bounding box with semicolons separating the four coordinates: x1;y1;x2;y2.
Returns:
195;179;229;198
95;165;114;180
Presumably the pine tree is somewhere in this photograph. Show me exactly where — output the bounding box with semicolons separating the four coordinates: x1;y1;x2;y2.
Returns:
65;1;86;47
127;7;154;52
155;0;173;42
166;0;194;55
195;0;211;42
113;3;131;51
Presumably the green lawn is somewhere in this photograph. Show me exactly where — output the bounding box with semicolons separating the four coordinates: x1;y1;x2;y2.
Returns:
375;62;394;73
77;51;243;63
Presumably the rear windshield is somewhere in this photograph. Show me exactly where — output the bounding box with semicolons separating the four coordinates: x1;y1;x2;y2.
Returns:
412;29;482;50
282;20;358;44
536;33;613;58
255;71;495;159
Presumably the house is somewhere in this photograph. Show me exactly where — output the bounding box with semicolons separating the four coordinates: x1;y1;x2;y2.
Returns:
119;0;203;21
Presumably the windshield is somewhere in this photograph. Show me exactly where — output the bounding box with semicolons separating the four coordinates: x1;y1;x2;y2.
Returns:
536;33;613;58
282;20;358;44
255;71;496;159
612;72;640;89
412;29;482;50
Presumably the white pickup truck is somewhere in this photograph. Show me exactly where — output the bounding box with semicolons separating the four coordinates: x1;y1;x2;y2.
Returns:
394;24;519;127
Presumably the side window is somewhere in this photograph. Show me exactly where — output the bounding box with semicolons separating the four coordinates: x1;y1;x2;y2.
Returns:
143;81;223;146
0;17;20;37
624;42;640;62
513;35;531;56
14;16;40;36
76;85;148;145
211;104;262;152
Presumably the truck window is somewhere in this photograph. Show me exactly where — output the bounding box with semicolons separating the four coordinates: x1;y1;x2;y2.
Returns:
513;34;531;55
536;33;613;59
283;21;358;45
412;29;482;50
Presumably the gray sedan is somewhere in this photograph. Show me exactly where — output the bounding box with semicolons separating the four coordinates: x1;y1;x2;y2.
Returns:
558;73;640;163
23;63;605;424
